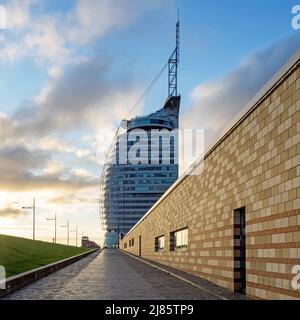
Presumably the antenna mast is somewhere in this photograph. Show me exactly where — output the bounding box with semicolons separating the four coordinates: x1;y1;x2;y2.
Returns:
168;10;180;97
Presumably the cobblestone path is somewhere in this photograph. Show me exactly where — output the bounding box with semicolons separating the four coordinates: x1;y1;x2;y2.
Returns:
4;249;227;300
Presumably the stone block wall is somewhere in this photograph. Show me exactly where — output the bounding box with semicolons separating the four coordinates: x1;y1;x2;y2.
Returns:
120;51;300;300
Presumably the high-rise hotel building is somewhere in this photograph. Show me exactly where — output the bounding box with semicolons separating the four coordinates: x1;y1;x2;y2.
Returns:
100;19;181;247
100;97;180;247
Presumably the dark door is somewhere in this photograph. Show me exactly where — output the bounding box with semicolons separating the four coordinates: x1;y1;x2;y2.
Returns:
234;207;246;294
139;235;142;257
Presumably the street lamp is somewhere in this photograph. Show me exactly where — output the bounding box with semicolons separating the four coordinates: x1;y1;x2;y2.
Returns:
61;220;69;246
71;226;78;247
46;212;57;244
22;198;36;240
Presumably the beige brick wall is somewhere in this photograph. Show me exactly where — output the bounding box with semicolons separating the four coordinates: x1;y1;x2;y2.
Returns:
120;55;300;300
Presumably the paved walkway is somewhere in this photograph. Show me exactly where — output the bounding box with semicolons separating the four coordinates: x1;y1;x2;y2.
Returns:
4;249;235;300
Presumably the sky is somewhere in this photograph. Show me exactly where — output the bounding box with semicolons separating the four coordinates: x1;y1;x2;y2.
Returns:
0;0;299;245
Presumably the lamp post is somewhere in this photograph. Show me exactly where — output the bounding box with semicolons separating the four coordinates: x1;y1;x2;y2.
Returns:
71;226;78;247
61;220;69;245
47;212;57;244
22;198;36;240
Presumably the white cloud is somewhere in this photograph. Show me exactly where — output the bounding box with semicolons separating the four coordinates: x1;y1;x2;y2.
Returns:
23;16;70;65
15;55;141;137
0;206;25;218
72;168;94;179
42;159;65;175
75;149;91;158
0;2;68;64
0;112;15;145
68;0;168;44
0;0;170;67
48;66;62;78
5;0;34;30
37;136;73;153
0;39;28;63
0;12;69;65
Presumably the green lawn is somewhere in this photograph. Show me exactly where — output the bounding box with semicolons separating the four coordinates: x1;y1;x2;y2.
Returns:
0;234;92;277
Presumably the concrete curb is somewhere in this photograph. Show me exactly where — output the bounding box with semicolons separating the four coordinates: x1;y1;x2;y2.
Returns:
120;250;229;300
0;248;99;299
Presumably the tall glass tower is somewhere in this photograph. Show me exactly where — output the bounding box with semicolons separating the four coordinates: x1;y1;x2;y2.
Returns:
100;18;180;248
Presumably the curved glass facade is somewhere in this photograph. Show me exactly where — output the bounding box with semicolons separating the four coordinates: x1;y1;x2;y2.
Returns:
100;96;180;247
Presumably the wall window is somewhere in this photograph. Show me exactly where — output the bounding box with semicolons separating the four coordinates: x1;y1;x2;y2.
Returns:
129;238;134;247
170;228;188;251
155;236;165;251
124;242;127;249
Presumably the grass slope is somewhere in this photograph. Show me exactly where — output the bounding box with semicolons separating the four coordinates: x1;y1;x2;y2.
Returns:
0;234;91;277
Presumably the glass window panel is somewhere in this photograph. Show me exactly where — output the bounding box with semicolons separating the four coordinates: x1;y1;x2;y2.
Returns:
174;228;188;250
157;236;165;250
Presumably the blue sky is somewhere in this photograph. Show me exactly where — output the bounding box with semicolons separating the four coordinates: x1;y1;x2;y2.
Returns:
0;0;298;114
0;0;299;244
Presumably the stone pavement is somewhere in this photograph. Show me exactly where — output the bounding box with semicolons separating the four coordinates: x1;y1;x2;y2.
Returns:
3;249;238;300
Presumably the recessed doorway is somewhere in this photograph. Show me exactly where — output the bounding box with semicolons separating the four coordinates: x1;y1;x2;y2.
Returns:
234;207;246;294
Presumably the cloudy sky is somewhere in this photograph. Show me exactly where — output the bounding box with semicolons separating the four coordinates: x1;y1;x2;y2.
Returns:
0;0;299;245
